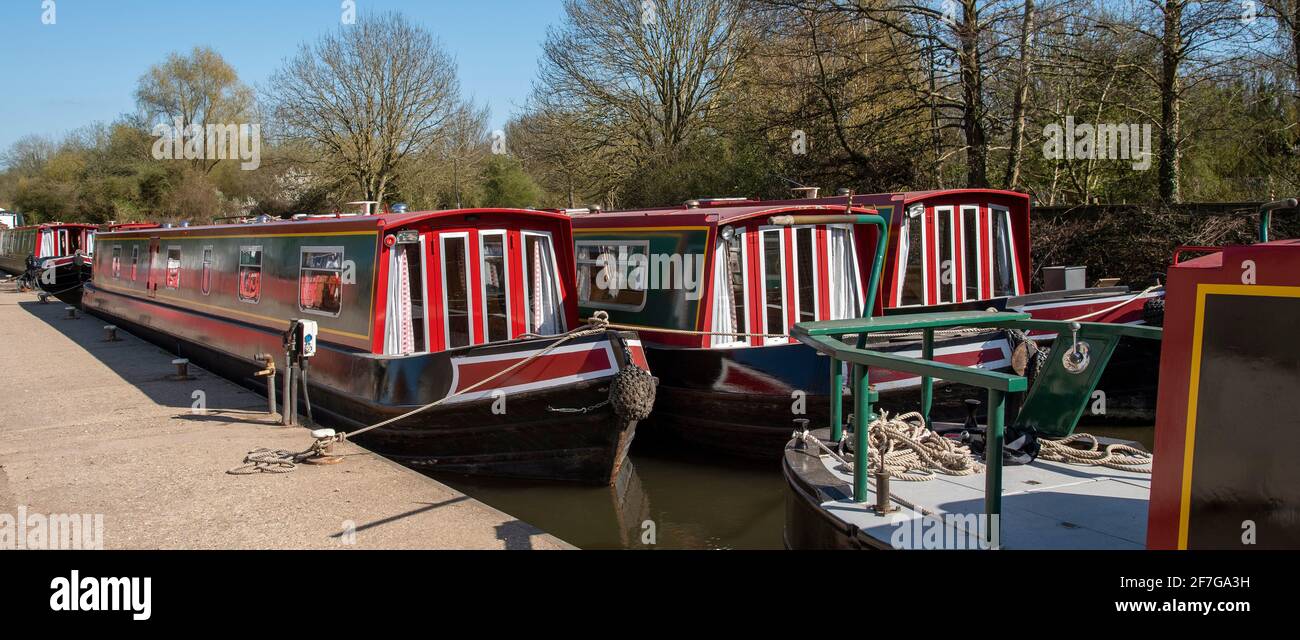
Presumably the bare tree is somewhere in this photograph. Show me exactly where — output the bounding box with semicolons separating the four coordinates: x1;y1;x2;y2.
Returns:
265;12;462;205
537;0;749;157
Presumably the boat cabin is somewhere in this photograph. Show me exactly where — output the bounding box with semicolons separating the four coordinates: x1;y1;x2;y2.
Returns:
0;222;98;275
569;190;1031;348
90;209;576;356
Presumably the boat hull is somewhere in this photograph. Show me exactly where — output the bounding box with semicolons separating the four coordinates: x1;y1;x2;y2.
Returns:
81;283;646;484
31;254;91;307
642;287;1160;459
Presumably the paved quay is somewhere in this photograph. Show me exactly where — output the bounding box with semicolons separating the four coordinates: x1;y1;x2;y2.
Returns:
0;280;571;550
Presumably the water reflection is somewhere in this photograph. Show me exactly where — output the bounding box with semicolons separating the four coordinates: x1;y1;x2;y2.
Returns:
426;442;787;550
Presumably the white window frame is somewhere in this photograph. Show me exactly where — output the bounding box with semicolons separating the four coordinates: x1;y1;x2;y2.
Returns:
298;245;345;318
959;205;984;302
757;226;790;345
416;234;431;352
790;225;822;324
574;239;650;312
521;230;567;334
238;245;263;304
710;229;749;348
826;223;866;318
987;205;1023;297
933;205;958;305
439;232;473;348
477;230;513;343
895;205;927;307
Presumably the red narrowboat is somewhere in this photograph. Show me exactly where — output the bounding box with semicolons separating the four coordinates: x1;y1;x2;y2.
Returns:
570;190;1161;458
83;209;651;484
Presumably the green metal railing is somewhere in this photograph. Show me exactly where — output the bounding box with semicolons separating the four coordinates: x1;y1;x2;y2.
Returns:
792;311;1162;547
1258;198;1298;243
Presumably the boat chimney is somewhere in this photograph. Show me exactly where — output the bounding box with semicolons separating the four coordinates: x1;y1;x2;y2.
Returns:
835;188;852;196
791;186;820;199
587;204;603;214
684;200;700;209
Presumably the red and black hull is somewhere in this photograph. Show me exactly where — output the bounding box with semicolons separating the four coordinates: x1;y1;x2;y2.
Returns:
641;287;1161;460
82;282;647;485
32;254;92;307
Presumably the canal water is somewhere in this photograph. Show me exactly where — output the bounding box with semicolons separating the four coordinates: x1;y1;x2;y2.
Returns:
428;426;1155;550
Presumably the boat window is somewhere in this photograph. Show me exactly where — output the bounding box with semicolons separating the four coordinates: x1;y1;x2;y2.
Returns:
201;246;214;295
131;246;140;281
111;246;121;279
711;230;748;346
794;227;817;322
991;207;1019;297
962;206;981;301
480;233;510;342
165;247;181;289
935;207;954;304
523;232;564;335
576;241;648;311
238;246;262;304
827;226;861;318
299;247;344;317
899;207;925;306
441;235;472;348
760;229;786;340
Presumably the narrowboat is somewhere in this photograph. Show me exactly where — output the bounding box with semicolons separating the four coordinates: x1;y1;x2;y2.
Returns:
0;222;98;277
570;190;1161;458
82;208;651;485
25;222;162;306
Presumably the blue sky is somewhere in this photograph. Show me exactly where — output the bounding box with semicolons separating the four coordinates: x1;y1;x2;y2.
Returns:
0;0;566;151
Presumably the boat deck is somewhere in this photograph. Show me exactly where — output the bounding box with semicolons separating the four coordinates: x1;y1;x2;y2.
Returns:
818;448;1151;549
0;280;570;549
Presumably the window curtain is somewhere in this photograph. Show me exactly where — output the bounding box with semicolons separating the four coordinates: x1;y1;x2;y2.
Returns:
529;239;563;335
383;247;415;355
711;239;738;347
827;227;861;319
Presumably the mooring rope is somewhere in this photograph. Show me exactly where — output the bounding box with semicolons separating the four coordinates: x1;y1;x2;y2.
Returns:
798;413;1153;482
1063;285;1162;322
228;311;627;474
1036;433;1153;473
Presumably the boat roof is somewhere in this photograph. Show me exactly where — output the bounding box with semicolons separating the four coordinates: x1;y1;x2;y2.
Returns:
96;208;570;238
571;189;1030;228
2;222;99;231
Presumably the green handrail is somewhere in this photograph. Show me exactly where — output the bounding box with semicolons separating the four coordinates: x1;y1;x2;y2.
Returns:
1258;198;1298;243
791;311;1162;549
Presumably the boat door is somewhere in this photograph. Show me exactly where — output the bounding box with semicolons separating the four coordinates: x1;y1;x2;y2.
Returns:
146;237;161;298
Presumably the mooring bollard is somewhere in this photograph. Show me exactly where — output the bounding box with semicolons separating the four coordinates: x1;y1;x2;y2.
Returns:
172;358;191;380
103;325;120;342
64;306;77;319
873;469;898;516
37;293;49;304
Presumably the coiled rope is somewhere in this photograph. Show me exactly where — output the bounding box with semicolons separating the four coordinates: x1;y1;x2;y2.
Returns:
229;311;631;474
1036;433;1152;473
797;413;1152;482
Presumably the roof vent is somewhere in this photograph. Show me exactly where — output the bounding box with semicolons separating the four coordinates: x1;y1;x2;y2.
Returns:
587;204;603;214
835;188;852;196
791;186;821;199
179;220;191;227
684;200;700;209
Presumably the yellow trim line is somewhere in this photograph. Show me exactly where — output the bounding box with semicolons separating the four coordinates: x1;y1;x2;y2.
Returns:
1179;283;1300;549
